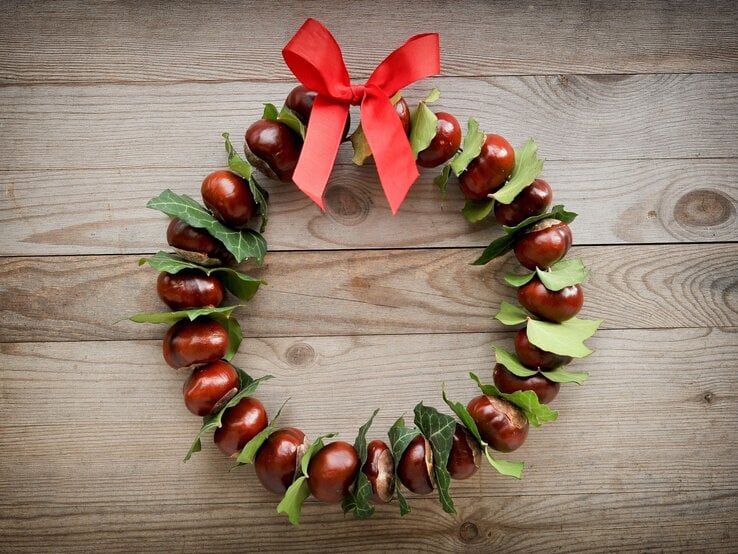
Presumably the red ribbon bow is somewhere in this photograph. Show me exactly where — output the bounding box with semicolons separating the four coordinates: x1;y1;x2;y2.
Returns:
282;19;440;214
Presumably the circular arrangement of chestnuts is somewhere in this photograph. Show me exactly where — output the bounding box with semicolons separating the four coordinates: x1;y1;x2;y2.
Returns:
129;82;600;524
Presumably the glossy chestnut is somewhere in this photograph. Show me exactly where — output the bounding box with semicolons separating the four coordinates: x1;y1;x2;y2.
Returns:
458;133;515;200
201;170;256;228
447;424;481;480
493;363;560;404
397;435;434;495
182;360;240;416
285;84;351;140
362;440;395;503
162;318;229;369
417;111;462;168
244;119;302;182
515;327;572;370
513;219;572;270
166;218;232;265
307;441;360;503
254;427;307;495
156;270;224;311
213;396;268;457
518;277;584;323
494;179;553;226
466;394;529;452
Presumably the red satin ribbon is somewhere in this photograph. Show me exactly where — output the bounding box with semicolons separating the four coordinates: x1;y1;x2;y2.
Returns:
282;18;440;214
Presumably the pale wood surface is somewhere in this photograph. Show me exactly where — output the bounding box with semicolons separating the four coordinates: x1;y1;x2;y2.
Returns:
1;1;737;552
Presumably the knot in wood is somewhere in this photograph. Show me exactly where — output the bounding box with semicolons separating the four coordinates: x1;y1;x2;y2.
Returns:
674;189;734;228
459;521;479;543
325;185;371;226
285;342;315;368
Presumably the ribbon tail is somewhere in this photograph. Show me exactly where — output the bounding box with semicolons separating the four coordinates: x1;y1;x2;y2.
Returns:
291;96;349;210
361;91;419;215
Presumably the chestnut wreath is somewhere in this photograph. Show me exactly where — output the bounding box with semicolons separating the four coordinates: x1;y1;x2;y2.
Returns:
129;85;600;525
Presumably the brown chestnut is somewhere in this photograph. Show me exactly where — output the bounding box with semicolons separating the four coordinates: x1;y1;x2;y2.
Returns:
362;440;395;503
213;396;268;457
182;360;240;416
244;119;302;182
156;270;224;311
254;427;308;495
513;219;572;270
493;363;560;404
515;327;572;370
446;425;481;480
397;435;434;495
417;111;462;168
494;179;553;226
307;441;360;503
162;318;229;369
166;218;233;266
518;277;584;323
459;133;515;200
200;170;256;229
285;84;351;140
466;394;529;452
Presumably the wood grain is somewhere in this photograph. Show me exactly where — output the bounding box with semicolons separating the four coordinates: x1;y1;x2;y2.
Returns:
1;244;735;342
2;159;736;256
1;0;736;85
2;74;737;173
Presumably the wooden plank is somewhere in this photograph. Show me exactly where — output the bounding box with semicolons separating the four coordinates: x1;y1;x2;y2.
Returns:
1;0;736;85
2;74;737;174
2;159;736;256
1;245;735;342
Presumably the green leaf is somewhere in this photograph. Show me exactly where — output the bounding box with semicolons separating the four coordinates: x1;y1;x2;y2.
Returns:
262;103;279;120
342;409;379;519
222;131;253;180
493;139;544;205
434;164;452;195
413;403;457;515
470;233;516;266
542;365;589;385
127;304;240;325
219;316;242;361
493;346;537;378
223;132;269;233
409;101;438;158
527;317;602;358
450;118;484;176
350;124;372;166
236;398;290;464
147;190;267;265
276;476;310;526
500;204;577;233
462;198;494;223
494;301;528;326
483;447;524;479
300;433;339;478
504;270;536;288
277;105;307;139
535;258;589;291
387;416;420;516
470;372;558;427
140;251;266;301
423;87;441;104
183;373;273;462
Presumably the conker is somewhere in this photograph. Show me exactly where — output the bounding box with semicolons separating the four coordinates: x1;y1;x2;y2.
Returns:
156;270;224;311
307;441;360;503
458;133;515;200
466;394;529;452
162;318;229;369
417;111;462;168
515;327;572;370
213;396;268;457
362;440;395;503
201;170;256;228
244;119;302;182
518;277;584;323
285;84;351;140
494;178;553;226
182;360;240;416
493;363;560;404
513;218;572;270
254;427;307;495
166;218;232;266
446;424;481;480
397;435;434;495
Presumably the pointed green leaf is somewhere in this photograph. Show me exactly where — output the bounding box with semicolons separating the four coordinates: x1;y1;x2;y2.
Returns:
277;105;306;139
126;304;240;325
462;198;495;223
223;132;269;233
218;316;242;361
388;416;421;516
483;447;524;479
276;476;310;526
423;87;441;103
300;433;339;478
409;101;439;158
262;103;279;120
236;398;290;464
493;139;544;205
222;131;253;180
500;204;577;233
493;346;537;378
451;118;484;176
495;301;528;326
527;317;602;358
542;365;589;384
535;258;589;291
470;233;516;266
503;270;536;288
434;164;452;195
350;124;372;165
470;372;558;427
342;409;379;519
414;403;457;514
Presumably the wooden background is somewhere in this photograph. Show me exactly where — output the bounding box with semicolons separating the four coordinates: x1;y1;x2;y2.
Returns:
1;1;737;551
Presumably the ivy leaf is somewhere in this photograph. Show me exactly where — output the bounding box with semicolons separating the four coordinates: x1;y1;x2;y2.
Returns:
504;271;536;288
542;364;589;384
413;403;457;514
527;317;602;358
276;476;310;526
535;259;589;291
492;346;537;378
223;132;269;233
183;373;273;462
300;433;339;477
470;372;557;427
434;164;452;195
494;301;528;326
220;316;242;361
470;233;516;266
147;190;267;265
237;398;290;464
493;139;544;205
501;204;578;233
409;101;438;158
139;251;266;301
450;118;484;176
262;103;279;120
262;103;306;139
342;409;379;519
462;198;494;223
387;416;421;516
126;304;240;325
441;386;524;479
